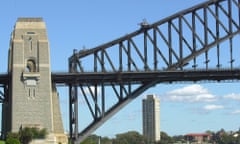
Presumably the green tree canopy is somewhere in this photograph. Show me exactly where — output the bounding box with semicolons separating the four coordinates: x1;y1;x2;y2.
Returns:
112;131;146;144
5;138;20;144
157;132;174;144
6;127;48;144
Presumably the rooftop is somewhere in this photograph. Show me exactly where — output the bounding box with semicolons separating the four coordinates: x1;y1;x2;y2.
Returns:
185;133;211;137
17;17;43;22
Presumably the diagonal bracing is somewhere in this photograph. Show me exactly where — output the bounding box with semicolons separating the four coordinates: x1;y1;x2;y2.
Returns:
66;0;240;143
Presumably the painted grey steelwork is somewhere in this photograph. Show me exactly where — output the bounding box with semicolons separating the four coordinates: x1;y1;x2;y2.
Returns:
68;0;240;143
52;70;240;85
0;0;240;144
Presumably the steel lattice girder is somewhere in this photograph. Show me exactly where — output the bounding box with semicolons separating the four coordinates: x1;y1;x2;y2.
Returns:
65;0;240;143
52;69;240;85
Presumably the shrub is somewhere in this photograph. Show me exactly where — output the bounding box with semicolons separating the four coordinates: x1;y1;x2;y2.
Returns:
19;127;34;144
19;127;48;144
6;132;19;140
6;137;20;144
32;128;47;139
5;127;48;144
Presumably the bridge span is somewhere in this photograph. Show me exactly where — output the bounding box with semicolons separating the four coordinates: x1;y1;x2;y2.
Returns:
66;0;240;143
52;70;240;85
1;0;240;143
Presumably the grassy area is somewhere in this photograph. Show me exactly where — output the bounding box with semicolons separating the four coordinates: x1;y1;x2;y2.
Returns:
0;141;5;144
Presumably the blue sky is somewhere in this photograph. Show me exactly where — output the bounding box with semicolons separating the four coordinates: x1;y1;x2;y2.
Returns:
1;0;240;138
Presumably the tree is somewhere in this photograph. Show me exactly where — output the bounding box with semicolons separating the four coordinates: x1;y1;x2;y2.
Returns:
81;135;112;144
157;132;174;144
31;127;47;139
6;132;20;144
5;137;21;144
19;127;33;144
6;132;19;140
100;137;112;144
213;128;240;144
81;135;99;144
112;131;146;144
5;127;48;144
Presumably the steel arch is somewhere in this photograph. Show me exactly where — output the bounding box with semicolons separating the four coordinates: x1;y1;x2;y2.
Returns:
67;0;240;143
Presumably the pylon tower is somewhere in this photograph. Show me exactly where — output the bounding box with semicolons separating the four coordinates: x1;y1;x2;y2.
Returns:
2;18;68;143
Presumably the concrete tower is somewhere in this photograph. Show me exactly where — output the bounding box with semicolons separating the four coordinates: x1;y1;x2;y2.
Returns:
2;18;67;143
142;94;160;143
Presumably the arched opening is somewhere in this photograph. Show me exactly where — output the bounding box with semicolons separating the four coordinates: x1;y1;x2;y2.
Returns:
26;59;36;72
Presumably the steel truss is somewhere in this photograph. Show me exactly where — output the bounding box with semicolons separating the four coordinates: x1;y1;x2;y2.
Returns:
0;0;239;143
0;74;10;104
68;0;240;143
0;74;10;139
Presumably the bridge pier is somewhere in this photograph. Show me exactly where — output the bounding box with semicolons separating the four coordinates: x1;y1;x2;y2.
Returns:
2;18;68;143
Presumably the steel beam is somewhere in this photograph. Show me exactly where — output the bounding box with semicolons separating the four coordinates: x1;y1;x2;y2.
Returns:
67;0;240;143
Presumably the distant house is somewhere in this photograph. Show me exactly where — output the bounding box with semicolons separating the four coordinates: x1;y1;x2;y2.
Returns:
184;133;211;143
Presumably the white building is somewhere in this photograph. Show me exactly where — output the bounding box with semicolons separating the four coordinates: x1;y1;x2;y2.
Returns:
142;94;160;143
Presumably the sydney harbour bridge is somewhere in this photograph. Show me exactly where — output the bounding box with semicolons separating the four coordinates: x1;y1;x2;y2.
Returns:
1;0;240;143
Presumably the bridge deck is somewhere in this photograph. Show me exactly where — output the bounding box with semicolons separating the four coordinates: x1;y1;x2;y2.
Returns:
1;69;240;85
0;74;9;85
51;69;240;85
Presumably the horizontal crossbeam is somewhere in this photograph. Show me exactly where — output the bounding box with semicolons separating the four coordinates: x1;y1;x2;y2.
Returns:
67;0;240;143
52;69;240;85
0;74;9;85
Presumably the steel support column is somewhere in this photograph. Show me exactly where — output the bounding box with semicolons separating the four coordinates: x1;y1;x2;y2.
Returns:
65;0;240;143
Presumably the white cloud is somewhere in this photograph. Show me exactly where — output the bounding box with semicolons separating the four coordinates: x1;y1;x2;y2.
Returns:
231;110;240;114
80;86;101;96
163;84;217;103
223;93;240;101
203;104;224;110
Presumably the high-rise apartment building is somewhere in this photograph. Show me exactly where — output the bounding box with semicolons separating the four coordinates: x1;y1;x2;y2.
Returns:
142;94;160;143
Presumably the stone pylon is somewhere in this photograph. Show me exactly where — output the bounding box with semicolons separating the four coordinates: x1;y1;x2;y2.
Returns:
2;18;68;143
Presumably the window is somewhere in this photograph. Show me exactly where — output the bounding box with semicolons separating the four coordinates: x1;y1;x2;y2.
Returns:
27;32;35;35
26;59;36;72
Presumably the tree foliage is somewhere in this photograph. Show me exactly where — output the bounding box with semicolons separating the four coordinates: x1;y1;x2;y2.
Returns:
213;129;240;144
81;135;99;144
81;131;146;144
112;131;146;144
29;127;47;139
5;137;20;144
157;132;174;144
19;127;34;144
6;132;20;144
6;127;48;144
81;128;240;144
